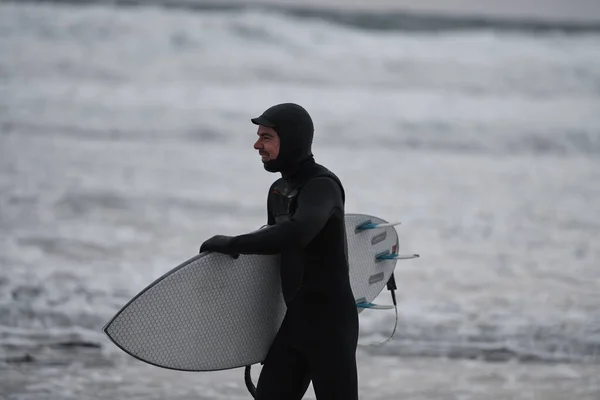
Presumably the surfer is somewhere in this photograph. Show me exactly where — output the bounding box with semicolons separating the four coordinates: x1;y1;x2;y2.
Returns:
200;103;359;399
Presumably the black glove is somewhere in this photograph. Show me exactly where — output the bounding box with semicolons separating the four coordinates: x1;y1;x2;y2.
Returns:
199;235;239;259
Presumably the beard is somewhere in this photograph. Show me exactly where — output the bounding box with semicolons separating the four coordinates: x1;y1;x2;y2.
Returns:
263;159;280;173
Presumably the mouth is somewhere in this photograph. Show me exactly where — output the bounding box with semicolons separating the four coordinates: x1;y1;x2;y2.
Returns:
259;153;269;162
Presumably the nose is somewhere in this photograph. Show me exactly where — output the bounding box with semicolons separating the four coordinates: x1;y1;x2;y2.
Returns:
253;139;261;150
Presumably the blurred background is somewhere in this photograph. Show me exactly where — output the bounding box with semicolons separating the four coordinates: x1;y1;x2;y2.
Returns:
1;0;600;399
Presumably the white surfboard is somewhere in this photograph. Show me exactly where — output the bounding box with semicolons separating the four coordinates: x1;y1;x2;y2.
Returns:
103;213;417;372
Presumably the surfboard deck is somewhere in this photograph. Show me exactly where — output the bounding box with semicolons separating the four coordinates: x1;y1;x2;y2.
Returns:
103;213;408;372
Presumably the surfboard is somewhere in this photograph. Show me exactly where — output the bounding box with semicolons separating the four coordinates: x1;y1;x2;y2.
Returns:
103;213;418;372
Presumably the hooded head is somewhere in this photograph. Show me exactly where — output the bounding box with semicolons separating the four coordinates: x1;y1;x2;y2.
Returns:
251;103;314;175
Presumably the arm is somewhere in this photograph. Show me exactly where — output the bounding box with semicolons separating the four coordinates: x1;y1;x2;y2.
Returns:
266;184;275;226
230;177;342;255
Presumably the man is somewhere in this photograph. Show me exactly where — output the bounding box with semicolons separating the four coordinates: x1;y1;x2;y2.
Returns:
200;103;359;399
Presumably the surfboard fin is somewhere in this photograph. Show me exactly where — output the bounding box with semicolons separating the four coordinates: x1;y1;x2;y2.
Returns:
355;220;402;231
376;252;420;261
356;302;394;310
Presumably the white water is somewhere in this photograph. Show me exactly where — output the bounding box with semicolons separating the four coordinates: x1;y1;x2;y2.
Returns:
1;2;600;399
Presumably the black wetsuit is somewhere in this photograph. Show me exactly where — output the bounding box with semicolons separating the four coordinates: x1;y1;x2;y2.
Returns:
200;103;359;399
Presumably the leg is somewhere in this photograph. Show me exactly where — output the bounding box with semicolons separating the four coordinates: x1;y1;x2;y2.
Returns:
255;339;311;400
309;342;359;400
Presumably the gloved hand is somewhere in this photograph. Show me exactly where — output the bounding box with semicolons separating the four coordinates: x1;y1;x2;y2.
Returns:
199;235;239;259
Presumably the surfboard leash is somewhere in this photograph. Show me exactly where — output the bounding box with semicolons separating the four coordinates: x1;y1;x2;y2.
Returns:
379;272;399;345
244;365;257;398
358;273;399;348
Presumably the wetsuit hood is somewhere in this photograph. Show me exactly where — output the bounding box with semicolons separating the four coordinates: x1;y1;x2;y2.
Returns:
251;103;314;176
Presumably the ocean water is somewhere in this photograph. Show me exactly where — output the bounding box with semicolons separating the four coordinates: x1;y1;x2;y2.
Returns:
1;1;600;399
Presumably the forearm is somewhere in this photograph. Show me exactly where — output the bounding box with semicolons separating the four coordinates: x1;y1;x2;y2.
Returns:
231;217;324;255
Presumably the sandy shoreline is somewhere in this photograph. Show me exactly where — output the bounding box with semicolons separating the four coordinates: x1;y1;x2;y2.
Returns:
3;351;600;400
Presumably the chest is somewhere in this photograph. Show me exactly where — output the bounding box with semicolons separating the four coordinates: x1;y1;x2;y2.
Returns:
269;180;300;222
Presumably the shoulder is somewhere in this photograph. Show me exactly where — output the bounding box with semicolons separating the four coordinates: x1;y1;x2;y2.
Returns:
308;163;345;201
268;178;286;192
299;176;343;201
312;163;343;186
